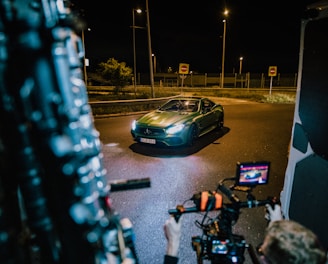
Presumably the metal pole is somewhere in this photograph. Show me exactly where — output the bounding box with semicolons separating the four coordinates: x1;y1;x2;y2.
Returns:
221;19;226;88
81;29;87;85
269;76;273;95
146;0;155;98
239;57;243;74
152;54;156;74
132;9;137;97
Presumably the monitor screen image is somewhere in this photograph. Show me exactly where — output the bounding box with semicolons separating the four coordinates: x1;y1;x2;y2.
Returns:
236;161;270;186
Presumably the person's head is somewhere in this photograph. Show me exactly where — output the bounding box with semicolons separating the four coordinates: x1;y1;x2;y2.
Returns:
259;220;327;264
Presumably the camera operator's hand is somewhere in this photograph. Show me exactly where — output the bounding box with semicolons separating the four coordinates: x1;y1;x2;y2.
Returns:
164;215;183;257
265;204;283;225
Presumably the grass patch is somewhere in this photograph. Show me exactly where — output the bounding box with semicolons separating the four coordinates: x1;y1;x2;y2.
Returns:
261;93;296;103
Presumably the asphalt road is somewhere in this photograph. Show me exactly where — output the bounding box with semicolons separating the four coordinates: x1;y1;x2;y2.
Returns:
94;99;295;264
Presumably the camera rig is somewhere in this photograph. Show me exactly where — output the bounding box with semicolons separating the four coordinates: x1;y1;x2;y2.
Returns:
168;161;278;264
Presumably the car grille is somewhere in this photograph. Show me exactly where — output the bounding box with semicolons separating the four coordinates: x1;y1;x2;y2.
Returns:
136;126;165;137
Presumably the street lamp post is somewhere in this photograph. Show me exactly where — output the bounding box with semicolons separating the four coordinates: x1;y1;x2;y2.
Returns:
221;19;226;88
132;8;142;97
239;57;243;74
221;9;229;88
152;53;156;74
146;0;155;98
81;27;90;85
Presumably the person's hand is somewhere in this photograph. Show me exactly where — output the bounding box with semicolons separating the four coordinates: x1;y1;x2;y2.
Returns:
164;215;183;257
265;204;283;224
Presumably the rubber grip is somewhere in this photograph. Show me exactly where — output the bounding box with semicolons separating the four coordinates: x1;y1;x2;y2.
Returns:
109;178;151;192
200;191;209;211
214;192;223;209
218;183;240;203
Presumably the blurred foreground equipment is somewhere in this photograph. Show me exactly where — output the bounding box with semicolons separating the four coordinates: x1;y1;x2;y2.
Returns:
0;1;141;263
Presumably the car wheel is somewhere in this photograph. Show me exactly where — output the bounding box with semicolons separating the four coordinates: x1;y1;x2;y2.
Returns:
187;124;197;146
217;113;224;129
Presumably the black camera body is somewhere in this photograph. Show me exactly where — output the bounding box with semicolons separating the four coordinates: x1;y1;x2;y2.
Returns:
192;233;246;263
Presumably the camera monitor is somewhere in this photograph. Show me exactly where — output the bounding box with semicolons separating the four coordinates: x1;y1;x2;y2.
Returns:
236;161;270;186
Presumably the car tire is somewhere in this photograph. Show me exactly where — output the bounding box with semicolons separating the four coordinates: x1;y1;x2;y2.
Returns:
187;124;197;146
216;113;224;130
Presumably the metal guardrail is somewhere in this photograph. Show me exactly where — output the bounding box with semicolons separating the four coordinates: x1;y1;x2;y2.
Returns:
87;86;296;94
89;95;180;116
88;87;296;116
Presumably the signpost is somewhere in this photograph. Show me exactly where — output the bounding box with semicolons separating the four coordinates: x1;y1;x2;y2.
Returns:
179;63;189;75
179;63;189;93
268;66;277;95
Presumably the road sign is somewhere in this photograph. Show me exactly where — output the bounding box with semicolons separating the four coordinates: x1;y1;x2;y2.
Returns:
179;63;189;74
268;66;277;77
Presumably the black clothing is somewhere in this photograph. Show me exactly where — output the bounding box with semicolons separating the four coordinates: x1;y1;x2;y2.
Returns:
164;255;178;264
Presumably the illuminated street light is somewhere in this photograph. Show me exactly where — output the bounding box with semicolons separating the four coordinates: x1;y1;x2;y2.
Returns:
152;53;156;74
221;9;229;88
239;56;243;74
81;27;91;85
146;0;155;98
132;8;142;96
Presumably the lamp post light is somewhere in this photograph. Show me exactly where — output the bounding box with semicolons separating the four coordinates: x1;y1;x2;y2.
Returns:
132;8;142;96
81;27;91;85
239;56;243;74
221;9;229;88
146;0;155;98
152;53;156;74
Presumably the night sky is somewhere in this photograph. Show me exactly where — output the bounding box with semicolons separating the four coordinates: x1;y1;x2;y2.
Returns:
74;0;318;74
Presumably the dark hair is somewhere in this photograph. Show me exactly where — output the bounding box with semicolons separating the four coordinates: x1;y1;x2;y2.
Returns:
261;220;327;264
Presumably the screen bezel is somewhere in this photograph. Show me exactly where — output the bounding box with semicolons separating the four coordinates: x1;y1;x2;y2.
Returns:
236;161;270;186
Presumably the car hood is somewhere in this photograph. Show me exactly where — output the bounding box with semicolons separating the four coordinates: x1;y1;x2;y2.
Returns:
137;110;195;128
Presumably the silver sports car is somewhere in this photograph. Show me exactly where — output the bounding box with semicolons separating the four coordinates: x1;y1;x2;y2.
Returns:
131;97;224;147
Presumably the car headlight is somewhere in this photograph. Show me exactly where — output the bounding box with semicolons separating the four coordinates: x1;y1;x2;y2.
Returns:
131;120;136;131
166;124;185;134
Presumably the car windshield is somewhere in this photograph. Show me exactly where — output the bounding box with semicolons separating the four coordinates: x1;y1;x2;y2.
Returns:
159;99;199;112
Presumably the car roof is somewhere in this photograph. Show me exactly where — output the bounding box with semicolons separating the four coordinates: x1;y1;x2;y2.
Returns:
170;96;207;100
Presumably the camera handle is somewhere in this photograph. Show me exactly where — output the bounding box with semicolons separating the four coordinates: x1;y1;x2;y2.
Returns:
247;244;262;264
